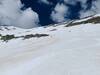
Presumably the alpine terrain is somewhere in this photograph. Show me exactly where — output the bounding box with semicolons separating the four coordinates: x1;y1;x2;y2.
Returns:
0;14;100;75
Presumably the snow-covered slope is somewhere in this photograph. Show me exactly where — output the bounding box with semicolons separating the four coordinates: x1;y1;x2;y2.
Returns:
0;15;100;75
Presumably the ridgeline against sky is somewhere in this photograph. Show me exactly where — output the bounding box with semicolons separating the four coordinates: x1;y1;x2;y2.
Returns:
0;0;99;28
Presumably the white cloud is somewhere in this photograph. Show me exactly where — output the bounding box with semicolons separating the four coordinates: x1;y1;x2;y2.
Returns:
80;10;95;18
66;0;100;18
64;0;87;5
0;0;39;28
80;0;100;18
39;0;52;5
92;0;100;13
51;0;88;23
17;8;39;28
63;0;100;19
51;3;68;23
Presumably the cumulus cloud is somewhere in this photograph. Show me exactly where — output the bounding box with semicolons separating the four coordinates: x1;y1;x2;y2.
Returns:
1;0;100;28
51;3;68;23
51;0;100;23
64;0;90;18
90;0;100;13
64;0;87;6
79;0;100;18
51;0;87;23
17;8;39;28
80;10;95;18
39;0;52;5
64;0;100;18
0;0;39;28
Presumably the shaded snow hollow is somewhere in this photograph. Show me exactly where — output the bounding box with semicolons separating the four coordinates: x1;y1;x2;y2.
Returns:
0;15;100;75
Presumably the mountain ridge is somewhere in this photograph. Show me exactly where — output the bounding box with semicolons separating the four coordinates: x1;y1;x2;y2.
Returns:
0;14;100;75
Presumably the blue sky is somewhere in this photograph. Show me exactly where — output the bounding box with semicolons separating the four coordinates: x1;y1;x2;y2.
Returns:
0;0;99;28
21;0;95;26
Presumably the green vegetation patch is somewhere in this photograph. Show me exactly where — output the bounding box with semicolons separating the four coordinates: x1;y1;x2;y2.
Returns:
0;35;16;42
0;33;49;42
23;34;49;39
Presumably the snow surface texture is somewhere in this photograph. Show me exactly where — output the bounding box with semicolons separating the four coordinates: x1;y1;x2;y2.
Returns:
0;15;100;75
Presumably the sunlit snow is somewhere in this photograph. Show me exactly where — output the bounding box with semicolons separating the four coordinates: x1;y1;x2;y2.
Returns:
0;16;100;75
